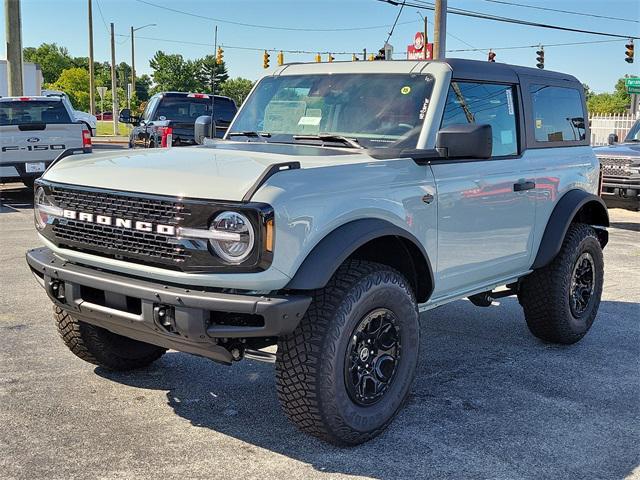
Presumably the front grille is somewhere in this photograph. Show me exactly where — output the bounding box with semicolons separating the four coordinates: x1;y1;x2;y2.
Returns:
50;186;191;225
53;219;190;262
49;186;192;264
599;157;634;177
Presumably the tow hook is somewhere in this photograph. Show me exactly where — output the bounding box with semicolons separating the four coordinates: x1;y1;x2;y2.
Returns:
228;342;245;362
49;280;66;302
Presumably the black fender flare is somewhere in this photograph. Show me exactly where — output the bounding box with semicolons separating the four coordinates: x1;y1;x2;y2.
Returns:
285;218;434;300
531;189;609;269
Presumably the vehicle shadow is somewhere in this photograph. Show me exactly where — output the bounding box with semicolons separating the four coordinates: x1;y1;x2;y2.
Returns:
96;298;640;480
610;221;640;232
0;184;33;213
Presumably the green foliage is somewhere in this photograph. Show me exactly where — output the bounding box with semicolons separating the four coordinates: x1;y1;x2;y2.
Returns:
23;43;73;83
586;77;632;114
47;67;90;111
220;77;255;106
135;74;152;102
197;56;229;94
149;51;201;93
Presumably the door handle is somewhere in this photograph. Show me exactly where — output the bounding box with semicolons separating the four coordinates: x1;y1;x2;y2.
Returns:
513;180;535;192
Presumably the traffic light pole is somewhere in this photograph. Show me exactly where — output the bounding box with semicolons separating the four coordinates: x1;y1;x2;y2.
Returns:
5;0;24;96
433;0;447;60
88;0;95;115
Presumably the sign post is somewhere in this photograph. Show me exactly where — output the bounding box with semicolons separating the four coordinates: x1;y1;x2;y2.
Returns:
97;86;107;121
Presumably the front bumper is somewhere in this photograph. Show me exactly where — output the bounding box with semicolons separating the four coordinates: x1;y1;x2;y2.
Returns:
26;247;311;364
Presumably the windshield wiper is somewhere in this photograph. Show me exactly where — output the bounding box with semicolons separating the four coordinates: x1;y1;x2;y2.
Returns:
228;131;272;139
293;134;363;149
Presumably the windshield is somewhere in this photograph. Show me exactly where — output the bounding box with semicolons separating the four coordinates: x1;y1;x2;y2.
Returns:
228;73;434;148
624;120;640;142
0;100;71;126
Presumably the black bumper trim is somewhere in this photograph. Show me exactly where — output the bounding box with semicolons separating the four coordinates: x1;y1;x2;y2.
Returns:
26;247;311;364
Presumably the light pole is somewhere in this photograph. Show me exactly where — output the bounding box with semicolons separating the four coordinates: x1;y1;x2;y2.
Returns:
131;23;156;107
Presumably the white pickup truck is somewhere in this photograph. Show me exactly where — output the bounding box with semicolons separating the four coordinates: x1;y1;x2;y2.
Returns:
0;96;92;188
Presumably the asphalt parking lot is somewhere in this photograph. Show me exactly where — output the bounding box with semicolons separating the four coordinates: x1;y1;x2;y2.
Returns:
1;182;638;480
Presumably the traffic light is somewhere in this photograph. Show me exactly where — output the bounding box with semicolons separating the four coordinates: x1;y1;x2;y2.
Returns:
315;53;321;63
216;47;224;65
327;53;335;62
625;39;634;64
277;51;284;66
488;49;496;62
536;46;544;69
263;50;270;69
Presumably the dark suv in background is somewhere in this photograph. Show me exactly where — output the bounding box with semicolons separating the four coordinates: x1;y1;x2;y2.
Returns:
593;119;640;211
120;92;237;148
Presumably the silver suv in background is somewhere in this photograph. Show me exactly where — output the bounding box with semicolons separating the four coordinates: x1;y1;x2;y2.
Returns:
27;59;607;445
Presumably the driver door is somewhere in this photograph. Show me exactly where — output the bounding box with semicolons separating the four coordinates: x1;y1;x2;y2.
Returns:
430;81;537;299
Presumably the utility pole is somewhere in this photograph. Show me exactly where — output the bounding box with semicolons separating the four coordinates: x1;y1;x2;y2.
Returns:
433;0;447;60
5;0;24;96
423;15;429;59
110;22;119;135
130;25;135;103
88;0;95;115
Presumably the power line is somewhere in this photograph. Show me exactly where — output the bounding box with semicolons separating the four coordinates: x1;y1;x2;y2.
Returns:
478;0;639;24
94;0;110;35
384;1;406;46
133;0;416;32
379;0;640;39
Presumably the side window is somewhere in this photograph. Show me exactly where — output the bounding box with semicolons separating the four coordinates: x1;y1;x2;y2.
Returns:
141;96;159;121
529;85;585;142
441;82;518;157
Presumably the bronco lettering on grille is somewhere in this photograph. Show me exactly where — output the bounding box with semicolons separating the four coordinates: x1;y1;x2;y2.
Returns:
62;209;176;235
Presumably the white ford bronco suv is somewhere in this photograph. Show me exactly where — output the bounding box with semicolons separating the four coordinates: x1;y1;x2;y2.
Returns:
27;59;608;445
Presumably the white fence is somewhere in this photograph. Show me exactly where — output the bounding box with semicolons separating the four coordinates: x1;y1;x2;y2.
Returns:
589;113;637;146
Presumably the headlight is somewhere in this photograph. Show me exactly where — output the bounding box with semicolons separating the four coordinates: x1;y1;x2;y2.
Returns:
209;211;255;264
34;186;62;230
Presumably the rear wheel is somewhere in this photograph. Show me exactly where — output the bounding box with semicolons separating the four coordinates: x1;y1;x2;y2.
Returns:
519;223;604;344
54;306;166;370
276;260;420;445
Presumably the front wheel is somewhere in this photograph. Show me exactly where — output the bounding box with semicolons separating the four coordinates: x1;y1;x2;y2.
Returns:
519;223;604;344
276;260;420;445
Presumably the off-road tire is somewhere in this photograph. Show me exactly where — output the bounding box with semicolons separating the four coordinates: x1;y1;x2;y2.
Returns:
54;306;166;370
519;223;604;344
276;260;420;445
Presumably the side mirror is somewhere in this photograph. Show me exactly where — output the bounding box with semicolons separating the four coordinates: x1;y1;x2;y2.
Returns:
607;133;618;145
436;124;492;159
119;109;132;124
195;115;216;144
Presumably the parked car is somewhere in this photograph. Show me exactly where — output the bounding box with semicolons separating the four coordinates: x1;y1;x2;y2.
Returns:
0;96;91;188
98;111;112;121
27;59;608;445
119;92;237;148
41;90;97;136
593;119;640;211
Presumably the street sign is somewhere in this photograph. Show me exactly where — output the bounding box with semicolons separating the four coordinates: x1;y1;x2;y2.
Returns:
407;32;433;60
628;86;640;94
96;86;107;99
625;78;640;87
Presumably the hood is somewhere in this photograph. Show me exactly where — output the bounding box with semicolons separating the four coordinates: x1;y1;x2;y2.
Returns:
593;142;640;160
43;142;373;201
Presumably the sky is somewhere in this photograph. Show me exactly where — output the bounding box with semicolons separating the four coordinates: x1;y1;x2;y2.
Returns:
1;0;639;93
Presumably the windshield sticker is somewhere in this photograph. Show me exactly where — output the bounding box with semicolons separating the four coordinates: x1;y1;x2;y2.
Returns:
419;98;430;120
505;89;514;116
298;116;321;126
536;118;543;129
401;86;412;95
500;130;514;145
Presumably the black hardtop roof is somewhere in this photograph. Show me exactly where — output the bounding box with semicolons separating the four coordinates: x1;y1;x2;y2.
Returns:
444;57;582;85
158;92;234;101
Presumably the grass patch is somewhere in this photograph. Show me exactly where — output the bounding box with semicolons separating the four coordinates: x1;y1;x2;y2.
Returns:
96;121;131;136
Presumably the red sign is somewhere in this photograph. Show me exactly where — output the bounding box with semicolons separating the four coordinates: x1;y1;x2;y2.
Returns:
407;31;433;60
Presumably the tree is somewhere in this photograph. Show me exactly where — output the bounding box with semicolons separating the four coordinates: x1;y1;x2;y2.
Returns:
587;77;632;114
196;56;229;94
149;51;200;93
47;67;90;111
220;78;254;106
135;74;152;102
23;43;73;83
